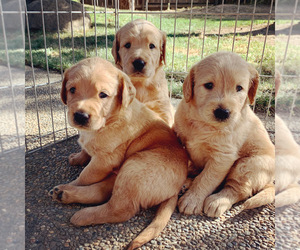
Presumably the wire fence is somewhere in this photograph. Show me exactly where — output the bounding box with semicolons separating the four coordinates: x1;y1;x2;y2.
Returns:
2;0;298;155
275;0;300;144
0;0;25;155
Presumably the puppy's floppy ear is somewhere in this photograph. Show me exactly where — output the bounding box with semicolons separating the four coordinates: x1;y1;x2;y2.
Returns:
247;64;259;104
160;31;167;65
112;31;121;67
183;67;195;103
61;70;69;105
118;71;136;108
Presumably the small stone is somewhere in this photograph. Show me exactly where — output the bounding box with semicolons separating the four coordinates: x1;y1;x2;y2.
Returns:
227;242;233;248
244;231;251;236
156;237;163;242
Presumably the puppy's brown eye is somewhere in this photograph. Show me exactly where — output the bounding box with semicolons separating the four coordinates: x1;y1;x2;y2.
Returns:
70;87;76;94
204;82;214;90
236;85;243;92
149;43;155;49
124;43;131;49
99;92;108;99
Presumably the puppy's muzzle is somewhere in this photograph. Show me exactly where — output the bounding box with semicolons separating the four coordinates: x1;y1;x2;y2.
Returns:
133;59;146;72
213;107;230;121
74;111;90;126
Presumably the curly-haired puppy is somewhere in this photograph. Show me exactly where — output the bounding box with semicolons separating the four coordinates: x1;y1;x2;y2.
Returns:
49;58;188;249
174;52;275;217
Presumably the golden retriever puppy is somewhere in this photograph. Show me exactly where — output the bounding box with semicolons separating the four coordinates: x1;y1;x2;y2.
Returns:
174;52;275;217
112;19;174;126
275;116;300;207
49;58;188;249
69;19;173;167
275;73;300;207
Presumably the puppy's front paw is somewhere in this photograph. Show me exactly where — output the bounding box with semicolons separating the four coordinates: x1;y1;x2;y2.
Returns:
204;193;233;217
178;190;205;215
48;185;71;204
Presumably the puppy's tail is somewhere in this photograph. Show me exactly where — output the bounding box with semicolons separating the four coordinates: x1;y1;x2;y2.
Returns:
241;182;275;210
127;195;177;250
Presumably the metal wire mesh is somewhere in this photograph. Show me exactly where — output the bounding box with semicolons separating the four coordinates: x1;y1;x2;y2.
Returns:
275;0;300;142
0;1;25;247
2;0;283;154
0;0;25;155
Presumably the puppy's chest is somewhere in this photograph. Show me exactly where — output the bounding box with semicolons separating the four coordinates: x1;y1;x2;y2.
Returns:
78;133;127;158
135;87;156;102
133;81;162;103
186;132;238;167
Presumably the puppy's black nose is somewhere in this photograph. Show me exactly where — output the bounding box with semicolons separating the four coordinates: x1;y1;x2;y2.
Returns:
214;108;230;121
133;59;145;72
74;111;90;126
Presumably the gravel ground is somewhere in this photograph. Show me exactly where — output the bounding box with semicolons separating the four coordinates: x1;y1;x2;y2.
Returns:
26;136;275;250
276;203;300;249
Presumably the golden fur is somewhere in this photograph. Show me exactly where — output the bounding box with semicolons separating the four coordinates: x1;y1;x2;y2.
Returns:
174;52;275;217
69;19;174;167
49;58;188;249
112;19;174;126
275;74;300;207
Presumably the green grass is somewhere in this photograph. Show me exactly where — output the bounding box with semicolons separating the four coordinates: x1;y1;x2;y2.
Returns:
0;31;24;68
255;77;275;114
23;6;275;72
275;20;300;75
276;39;300;75
276;78;300;114
275;20;300;114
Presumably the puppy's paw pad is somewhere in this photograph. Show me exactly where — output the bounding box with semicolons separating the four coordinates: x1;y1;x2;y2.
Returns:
204;194;232;217
48;186;64;202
